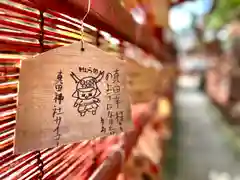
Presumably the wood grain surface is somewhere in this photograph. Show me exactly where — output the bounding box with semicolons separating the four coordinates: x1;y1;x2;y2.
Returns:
15;42;132;154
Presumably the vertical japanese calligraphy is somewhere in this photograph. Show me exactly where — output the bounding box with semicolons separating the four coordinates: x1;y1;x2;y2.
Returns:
100;117;106;134
104;69;124;135
15;41;132;153
53;70;64;146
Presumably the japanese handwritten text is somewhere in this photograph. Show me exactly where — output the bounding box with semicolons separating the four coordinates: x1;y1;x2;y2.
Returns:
53;70;64;146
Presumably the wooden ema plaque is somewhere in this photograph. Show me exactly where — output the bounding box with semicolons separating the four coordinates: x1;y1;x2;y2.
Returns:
15;42;132;154
126;59;159;103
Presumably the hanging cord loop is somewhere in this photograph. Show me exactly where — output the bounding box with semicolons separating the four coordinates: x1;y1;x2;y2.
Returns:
80;0;91;51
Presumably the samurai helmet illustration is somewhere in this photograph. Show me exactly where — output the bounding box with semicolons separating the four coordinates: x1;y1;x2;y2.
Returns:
70;71;104;98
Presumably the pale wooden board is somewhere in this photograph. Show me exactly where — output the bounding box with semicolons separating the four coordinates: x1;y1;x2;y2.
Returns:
126;60;178;103
15;42;132;154
126;59;159;103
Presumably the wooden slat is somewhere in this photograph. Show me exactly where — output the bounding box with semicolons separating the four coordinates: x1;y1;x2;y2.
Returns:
0;2;39;19
0;1;179;179
30;0;174;63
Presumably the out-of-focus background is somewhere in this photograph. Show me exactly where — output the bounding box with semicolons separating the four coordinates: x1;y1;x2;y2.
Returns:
0;0;240;179
168;0;240;179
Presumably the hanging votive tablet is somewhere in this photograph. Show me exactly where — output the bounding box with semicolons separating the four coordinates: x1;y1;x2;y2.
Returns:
14;42;133;154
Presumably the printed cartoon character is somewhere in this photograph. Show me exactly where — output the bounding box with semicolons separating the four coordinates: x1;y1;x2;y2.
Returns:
70;71;104;116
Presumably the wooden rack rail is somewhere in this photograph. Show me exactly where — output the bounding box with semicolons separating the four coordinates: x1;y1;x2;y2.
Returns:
0;0;185;179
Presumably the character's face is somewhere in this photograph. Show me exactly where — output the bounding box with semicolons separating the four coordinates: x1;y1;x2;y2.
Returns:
77;88;98;100
72;76;101;100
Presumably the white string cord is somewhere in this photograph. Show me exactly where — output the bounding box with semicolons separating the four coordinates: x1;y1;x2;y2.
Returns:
80;0;91;50
82;0;91;22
